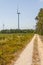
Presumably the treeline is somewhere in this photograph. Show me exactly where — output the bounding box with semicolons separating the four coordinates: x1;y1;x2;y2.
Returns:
35;8;43;35
0;29;34;33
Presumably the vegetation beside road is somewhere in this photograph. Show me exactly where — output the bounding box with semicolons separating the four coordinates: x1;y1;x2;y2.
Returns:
0;33;34;65
35;8;43;35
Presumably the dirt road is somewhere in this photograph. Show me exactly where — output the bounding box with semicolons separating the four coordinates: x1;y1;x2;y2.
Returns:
14;34;43;65
38;35;43;65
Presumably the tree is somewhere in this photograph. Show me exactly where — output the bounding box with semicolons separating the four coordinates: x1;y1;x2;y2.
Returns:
35;8;43;35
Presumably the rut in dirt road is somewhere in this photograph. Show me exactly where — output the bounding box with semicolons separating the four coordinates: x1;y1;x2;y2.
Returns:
31;37;41;65
38;35;43;65
14;35;43;65
14;35;36;65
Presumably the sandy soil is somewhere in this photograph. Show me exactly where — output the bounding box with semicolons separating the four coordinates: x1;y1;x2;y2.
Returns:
14;35;36;65
13;34;43;65
38;35;43;65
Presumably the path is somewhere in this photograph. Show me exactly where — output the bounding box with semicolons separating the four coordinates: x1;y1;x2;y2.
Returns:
38;35;43;65
31;36;41;65
14;34;43;65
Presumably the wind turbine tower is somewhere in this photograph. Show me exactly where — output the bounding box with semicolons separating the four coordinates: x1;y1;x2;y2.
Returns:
3;24;5;30
17;8;20;29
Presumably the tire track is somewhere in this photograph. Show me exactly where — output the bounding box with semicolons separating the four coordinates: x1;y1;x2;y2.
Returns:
14;35;36;65
38;35;43;65
31;37;41;65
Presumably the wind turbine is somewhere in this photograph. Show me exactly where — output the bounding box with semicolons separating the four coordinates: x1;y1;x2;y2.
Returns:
17;8;20;29
3;24;5;30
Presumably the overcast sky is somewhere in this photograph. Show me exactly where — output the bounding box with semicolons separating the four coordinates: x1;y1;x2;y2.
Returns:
0;0;43;30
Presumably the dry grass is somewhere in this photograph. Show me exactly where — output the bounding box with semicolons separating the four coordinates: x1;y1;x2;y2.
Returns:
0;33;34;65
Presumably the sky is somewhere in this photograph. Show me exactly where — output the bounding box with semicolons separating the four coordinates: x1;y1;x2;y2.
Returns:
0;0;43;30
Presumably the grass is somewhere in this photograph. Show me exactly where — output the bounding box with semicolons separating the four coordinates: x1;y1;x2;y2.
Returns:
0;33;34;65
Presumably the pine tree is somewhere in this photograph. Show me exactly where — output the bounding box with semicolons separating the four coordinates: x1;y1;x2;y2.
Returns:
35;8;43;35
